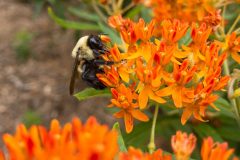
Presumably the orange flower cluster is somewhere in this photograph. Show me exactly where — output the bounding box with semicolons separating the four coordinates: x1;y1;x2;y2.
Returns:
0;117;118;160
0;121;237;160
171;131;238;160
146;0;221;26
98;16;229;132
119;147;171;160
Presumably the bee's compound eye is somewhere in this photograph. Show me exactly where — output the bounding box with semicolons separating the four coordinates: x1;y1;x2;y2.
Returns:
88;35;103;49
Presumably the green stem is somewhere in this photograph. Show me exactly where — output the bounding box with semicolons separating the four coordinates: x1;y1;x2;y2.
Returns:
223;60;240;127
148;104;159;153
91;0;107;22
227;14;240;35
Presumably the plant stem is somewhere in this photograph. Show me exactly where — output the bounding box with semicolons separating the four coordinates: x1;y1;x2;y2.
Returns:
91;0;107;22
223;60;240;127
227;14;240;35
121;2;135;14
148;104;159;153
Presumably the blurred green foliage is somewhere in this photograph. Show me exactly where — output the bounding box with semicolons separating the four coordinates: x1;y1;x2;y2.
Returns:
13;30;34;62
22;110;42;128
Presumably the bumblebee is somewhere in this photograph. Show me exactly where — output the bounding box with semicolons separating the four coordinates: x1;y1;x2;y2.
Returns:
69;35;112;95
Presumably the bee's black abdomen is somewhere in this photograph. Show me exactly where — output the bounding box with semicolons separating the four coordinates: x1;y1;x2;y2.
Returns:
81;60;106;90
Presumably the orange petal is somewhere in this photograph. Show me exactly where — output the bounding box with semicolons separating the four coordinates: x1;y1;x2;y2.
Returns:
119;69;130;83
156;86;173;97
138;86;149;109
129;109;149;122
114;110;124;118
149;90;166;104
181;107;193;125
172;87;183;108
124;112;133;133
231;52;240;64
50;119;60;134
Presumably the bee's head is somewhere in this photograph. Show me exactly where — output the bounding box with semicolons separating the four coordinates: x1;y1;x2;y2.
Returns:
87;35;105;51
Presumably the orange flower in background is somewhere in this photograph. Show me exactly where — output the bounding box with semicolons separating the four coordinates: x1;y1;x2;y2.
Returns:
0;117;118;160
110;83;149;133
147;0;218;23
203;9;222;28
171;131;196;160
119;147;172;160
201;137;235;160
223;32;240;63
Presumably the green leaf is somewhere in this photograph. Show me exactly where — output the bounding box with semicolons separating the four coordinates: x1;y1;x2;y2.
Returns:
217;127;240;142
74;88;111;101
214;97;234;118
67;7;99;22
140;7;152;23
125;5;143;19
192;124;223;142
98;22;122;45
178;28;192;47
48;7;100;31
113;123;127;152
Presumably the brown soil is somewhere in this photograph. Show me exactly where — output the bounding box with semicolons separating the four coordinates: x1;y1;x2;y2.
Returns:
0;0;114;145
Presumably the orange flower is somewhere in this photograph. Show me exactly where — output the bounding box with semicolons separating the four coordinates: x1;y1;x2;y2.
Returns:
134;18;157;42
136;57;166;109
119;147;172;160
171;131;196;160
110;83;149;133
1;117;118;160
156;60;195;108
97;66;120;87
201;137;235;160
191;23;212;47
223;32;240;63
203;9;222;27
102;44;131;82
161;19;189;44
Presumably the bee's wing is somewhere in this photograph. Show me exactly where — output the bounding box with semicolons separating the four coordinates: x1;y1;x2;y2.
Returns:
69;51;81;95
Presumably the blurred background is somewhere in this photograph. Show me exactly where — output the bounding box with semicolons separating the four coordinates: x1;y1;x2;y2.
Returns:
0;0;113;146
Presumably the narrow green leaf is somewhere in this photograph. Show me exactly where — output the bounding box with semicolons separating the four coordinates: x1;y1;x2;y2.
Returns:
214;97;234;118
48;7;100;31
74;88;111;101
113;123;127;152
125;5;143;19
178;28;192;47
192;124;223;142
67;7;99;22
98;22;122;44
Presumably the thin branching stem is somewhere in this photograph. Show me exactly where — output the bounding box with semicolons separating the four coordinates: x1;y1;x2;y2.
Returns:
227;14;240;35
91;0;107;22
223;60;240;127
121;2;135;14
148;104;159;153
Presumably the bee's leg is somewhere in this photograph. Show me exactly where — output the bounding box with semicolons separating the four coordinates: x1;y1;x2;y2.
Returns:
93;59;114;66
